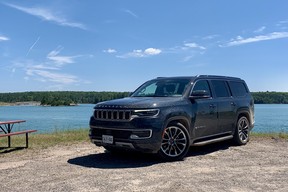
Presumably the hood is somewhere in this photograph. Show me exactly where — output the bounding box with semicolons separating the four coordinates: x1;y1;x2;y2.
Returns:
95;97;184;109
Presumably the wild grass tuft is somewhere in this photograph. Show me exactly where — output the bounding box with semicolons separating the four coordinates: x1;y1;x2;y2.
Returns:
0;128;90;150
251;132;288;140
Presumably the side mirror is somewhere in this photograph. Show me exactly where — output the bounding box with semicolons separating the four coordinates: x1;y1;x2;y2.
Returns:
189;90;211;99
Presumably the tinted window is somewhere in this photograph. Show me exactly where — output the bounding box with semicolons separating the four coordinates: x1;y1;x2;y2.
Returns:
211;80;230;98
229;81;248;97
192;80;211;97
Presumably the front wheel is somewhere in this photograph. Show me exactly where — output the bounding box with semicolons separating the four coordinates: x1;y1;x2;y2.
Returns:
158;122;190;161
234;116;250;145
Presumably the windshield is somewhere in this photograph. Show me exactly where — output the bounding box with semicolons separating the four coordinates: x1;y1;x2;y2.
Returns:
131;78;191;97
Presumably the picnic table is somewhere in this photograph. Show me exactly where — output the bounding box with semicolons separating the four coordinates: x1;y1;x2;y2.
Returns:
0;120;37;148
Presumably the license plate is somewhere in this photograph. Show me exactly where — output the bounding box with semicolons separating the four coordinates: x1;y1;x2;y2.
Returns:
102;135;113;144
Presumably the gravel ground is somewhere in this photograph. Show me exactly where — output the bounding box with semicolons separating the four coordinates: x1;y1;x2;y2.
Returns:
0;137;287;192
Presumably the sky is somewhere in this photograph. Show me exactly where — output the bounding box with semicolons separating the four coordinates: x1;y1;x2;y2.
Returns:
0;0;288;93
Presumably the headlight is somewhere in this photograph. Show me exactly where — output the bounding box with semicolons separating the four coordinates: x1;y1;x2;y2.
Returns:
132;109;160;117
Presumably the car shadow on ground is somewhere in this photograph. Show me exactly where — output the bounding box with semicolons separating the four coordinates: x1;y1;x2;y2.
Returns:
67;140;233;169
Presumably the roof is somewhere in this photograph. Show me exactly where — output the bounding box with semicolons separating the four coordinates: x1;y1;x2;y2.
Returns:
156;75;242;81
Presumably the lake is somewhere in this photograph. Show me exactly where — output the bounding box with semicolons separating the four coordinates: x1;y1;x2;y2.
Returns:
0;104;287;134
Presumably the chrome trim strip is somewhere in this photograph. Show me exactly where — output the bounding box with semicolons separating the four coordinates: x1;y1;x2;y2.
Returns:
90;126;151;132
192;135;233;146
90;126;153;139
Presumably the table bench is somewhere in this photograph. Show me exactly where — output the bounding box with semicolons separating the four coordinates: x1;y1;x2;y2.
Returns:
0;130;37;148
0;120;37;148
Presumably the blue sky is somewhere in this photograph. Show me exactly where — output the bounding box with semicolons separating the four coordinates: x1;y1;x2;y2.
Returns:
0;0;288;92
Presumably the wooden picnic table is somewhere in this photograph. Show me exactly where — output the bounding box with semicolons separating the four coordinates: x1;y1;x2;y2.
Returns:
0;120;37;148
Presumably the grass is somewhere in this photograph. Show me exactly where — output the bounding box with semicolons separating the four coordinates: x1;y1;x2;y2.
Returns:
0;128;90;150
251;131;288;140
1;128;287;152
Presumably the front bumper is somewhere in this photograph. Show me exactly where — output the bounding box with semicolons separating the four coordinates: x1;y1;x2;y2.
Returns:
89;125;163;153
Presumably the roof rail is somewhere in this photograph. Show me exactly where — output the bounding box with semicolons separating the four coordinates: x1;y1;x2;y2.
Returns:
197;75;241;80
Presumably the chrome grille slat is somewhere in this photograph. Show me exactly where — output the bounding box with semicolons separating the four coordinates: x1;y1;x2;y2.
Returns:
94;109;131;121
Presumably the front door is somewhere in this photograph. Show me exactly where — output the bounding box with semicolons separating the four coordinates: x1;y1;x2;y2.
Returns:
191;80;218;138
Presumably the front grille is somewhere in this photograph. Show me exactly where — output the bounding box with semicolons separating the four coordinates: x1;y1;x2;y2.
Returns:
94;109;131;121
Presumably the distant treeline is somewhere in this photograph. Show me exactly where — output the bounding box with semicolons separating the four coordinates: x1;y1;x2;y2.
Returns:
252;92;288;104
0;91;129;106
0;91;287;105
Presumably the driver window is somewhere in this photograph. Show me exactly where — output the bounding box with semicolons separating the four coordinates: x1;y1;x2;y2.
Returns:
192;80;211;96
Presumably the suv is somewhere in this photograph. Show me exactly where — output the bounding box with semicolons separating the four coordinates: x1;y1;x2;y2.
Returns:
89;75;254;161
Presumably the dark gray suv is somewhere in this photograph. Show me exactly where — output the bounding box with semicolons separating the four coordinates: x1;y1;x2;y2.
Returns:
89;75;254;161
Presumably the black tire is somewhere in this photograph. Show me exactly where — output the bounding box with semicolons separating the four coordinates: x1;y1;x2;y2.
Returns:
158;122;190;161
234;116;250;145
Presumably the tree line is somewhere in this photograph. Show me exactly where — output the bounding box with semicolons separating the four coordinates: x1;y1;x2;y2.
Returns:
0;91;129;106
252;92;288;104
0;91;287;105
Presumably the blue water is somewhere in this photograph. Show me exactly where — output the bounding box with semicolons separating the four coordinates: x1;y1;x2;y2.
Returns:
0;104;287;133
0;104;95;133
253;104;288;133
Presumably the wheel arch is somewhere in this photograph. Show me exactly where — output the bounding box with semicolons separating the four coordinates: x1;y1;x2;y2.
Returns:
237;110;252;126
163;116;191;139
233;109;252;136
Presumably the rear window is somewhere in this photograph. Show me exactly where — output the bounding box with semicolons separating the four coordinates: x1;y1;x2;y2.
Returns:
211;80;231;98
229;81;248;97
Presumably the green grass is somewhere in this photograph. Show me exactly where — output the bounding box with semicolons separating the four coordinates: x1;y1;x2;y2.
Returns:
1;128;287;152
251;132;288;140
0;128;90;150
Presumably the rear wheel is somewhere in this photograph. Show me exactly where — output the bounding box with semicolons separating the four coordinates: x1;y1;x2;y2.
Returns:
158;122;190;161
234;116;250;145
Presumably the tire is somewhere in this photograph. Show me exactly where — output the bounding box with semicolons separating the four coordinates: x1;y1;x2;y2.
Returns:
158;122;190;161
234;116;250;145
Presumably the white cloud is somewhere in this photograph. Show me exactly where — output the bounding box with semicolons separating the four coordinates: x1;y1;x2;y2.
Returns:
103;49;117;53
144;48;162;55
47;46;79;66
26;69;79;84
183;43;206;50
202;34;219;40
11;50;82;85
222;32;288;47
0;35;9;41
254;26;266;33
5;3;86;30
118;48;162;58
276;20;288;29
23;60;79;84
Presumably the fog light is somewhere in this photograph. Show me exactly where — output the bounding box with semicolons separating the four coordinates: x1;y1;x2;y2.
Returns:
130;130;152;139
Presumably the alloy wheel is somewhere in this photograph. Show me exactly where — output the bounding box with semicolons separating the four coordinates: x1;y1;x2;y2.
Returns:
161;125;188;158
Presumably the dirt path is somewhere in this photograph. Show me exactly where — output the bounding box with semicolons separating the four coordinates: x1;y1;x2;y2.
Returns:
0;137;287;192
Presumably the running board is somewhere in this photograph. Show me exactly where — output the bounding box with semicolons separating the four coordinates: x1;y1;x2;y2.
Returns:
192;135;233;146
